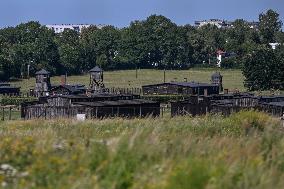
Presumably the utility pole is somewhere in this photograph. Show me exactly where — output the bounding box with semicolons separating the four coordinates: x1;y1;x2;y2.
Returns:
135;66;138;79
27;64;30;80
163;69;166;83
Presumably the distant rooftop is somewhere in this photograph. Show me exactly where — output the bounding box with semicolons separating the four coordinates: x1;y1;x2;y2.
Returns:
143;81;219;88
45;24;105;33
195;19;259;29
35;69;50;75
90;66;103;72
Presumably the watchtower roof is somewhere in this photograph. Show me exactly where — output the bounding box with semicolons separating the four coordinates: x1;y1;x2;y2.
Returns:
212;72;222;78
89;66;103;72
35;69;50;75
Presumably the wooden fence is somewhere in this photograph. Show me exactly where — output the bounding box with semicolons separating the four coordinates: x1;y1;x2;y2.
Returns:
22;105;168;120
0;105;19;121
105;87;142;95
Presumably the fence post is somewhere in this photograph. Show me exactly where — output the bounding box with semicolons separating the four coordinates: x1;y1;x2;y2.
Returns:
9;107;12;120
2;107;4;121
117;107;120;117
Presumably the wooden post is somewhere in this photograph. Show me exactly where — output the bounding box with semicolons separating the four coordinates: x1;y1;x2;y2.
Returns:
204;89;208;96
136;67;138;79
2;108;4;121
198;87;200;96
9;107;12;120
163;69;166;83
95;107;98;118
139;106;142;118
89;72;92;87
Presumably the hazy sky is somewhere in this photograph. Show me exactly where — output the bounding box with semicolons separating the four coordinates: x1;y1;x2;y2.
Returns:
1;0;284;28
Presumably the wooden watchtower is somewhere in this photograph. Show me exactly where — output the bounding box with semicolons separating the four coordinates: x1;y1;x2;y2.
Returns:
89;66;104;92
34;69;51;97
211;72;223;93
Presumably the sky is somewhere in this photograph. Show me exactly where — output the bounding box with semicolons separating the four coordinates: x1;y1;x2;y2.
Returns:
1;0;284;28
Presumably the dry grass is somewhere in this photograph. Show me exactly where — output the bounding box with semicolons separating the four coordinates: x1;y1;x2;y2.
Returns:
0;111;284;188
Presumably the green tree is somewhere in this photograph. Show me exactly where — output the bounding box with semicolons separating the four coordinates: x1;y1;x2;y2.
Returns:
259;9;283;44
225;19;251;54
118;21;148;69
187;24;225;65
185;25;207;65
80;25;100;71
93;26;120;69
242;46;281;90
0;21;59;79
275;45;284;88
144;15;185;68
275;31;284;43
56;29;82;74
120;15;192;69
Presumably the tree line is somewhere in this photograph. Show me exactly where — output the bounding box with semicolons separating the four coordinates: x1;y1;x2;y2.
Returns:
0;9;283;90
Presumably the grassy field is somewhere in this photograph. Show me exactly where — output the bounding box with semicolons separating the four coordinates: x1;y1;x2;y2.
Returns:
3;69;284;188
11;69;245;93
0;111;284;188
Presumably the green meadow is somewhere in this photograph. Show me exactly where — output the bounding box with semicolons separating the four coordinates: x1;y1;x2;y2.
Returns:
11;69;245;93
2;69;284;188
1;111;284;189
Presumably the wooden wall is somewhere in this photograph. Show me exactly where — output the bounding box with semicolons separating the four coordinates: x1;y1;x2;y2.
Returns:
171;95;259;117
22;103;160;120
143;84;219;96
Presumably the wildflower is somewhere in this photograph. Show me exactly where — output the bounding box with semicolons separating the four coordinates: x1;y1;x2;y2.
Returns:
0;164;17;177
0;164;18;187
1;181;7;187
53;140;67;151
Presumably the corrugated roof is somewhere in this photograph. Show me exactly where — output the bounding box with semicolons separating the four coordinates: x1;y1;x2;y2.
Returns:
89;66;103;72
50;85;86;94
143;82;218;88
0;86;20;89
261;101;284;107
73;99;158;107
0;83;11;87
259;95;284;99
48;93;138;99
211;72;222;78
35;69;50;75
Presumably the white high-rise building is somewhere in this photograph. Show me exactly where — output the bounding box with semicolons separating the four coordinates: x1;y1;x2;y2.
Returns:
45;24;104;33
269;43;281;50
195;19;259;29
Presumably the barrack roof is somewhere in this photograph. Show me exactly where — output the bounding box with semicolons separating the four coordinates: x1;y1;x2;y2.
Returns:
35;69;50;75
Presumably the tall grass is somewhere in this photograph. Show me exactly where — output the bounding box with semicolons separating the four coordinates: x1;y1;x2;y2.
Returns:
0;111;283;189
